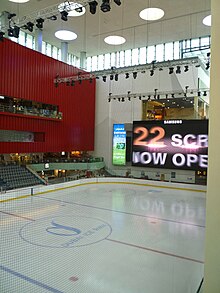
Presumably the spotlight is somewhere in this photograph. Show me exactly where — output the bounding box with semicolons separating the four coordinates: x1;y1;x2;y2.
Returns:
47;15;57;21
24;22;34;32
60;10;68;21
139;96;142;100
171;93;175;98
36;18;44;29
128;97;131;101
8;13;16;20
125;73;129;79
108;98;111;102
110;74;114;80
0;31;5;42
198;91;201;96
114;0;121;6
205;62;210;70
89;1;98;14
115;74;119;81
102;76;107;82
176;66;181;74
71;80;75;86
150;69;154;76
8;27;14;37
184;65;189;72
8;26;20;38
101;0;111;12
133;72;137;79
203;91;207;96
169;67;174;74
121;97;125;102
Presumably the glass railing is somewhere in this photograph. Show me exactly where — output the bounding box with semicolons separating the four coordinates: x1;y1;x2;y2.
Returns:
0;104;62;120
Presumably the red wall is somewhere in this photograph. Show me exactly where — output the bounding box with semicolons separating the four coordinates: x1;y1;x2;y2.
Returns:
0;39;96;154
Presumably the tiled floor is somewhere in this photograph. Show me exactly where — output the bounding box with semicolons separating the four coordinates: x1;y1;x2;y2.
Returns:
0;181;206;293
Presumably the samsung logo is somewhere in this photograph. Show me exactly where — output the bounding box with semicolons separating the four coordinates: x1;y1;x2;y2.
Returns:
164;120;182;124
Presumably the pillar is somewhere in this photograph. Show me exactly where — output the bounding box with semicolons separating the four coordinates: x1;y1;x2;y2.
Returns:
80;51;87;69
204;0;220;292
0;11;10;37
35;29;43;52
61;41;68;63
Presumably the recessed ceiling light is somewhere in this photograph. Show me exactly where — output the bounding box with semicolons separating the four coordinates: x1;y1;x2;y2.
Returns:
139;8;164;21
55;30;77;41
9;0;30;2
104;35;126;45
58;2;86;17
202;15;211;26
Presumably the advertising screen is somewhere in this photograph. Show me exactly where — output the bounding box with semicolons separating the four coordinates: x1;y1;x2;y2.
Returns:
113;124;126;165
132;120;208;170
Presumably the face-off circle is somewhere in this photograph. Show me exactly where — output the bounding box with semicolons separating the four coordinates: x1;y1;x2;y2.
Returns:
19;216;112;248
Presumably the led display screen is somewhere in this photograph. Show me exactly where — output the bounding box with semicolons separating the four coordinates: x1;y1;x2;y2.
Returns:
132;120;208;170
112;124;126;165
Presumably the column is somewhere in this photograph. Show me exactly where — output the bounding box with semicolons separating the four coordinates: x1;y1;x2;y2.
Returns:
80;51;87;69
61;41;68;63
204;0;220;292
0;11;10;37
194;96;199;118
35;29;43;52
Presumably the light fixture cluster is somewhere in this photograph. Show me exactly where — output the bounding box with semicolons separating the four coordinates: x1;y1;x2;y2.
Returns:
7;13;20;38
205;52;211;70
88;0;121;15
107;88;210;103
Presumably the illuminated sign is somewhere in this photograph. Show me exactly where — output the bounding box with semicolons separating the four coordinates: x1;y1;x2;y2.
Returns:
113;124;126;165
132;120;208;170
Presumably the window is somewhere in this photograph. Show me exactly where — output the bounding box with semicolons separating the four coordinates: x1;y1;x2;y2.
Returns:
52;46;58;59
18;31;26;46
139;47;147;64
110;52;116;68
147;45;155;63
132;48;139;66
42;41;46;55
98;55;104;70
91;56;98;71
125;49;132;66
165;42;174;60
173;41;180;59
119;51;125;67
46;43;52;57
156;44;164;62
104;53;111;69
26;34;34;49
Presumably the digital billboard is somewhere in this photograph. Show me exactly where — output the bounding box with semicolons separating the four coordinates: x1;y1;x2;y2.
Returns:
132;120;208;170
113;124;126;165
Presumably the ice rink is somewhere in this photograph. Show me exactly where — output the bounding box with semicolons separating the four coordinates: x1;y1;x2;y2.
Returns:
0;179;206;293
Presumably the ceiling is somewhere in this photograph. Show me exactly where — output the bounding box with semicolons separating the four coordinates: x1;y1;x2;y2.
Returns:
0;0;211;58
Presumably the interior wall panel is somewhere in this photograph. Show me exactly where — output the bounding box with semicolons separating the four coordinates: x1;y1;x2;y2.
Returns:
0;38;95;154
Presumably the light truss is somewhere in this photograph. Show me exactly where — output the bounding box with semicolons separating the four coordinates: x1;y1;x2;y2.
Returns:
108;88;210;102
54;56;202;84
17;1;99;26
